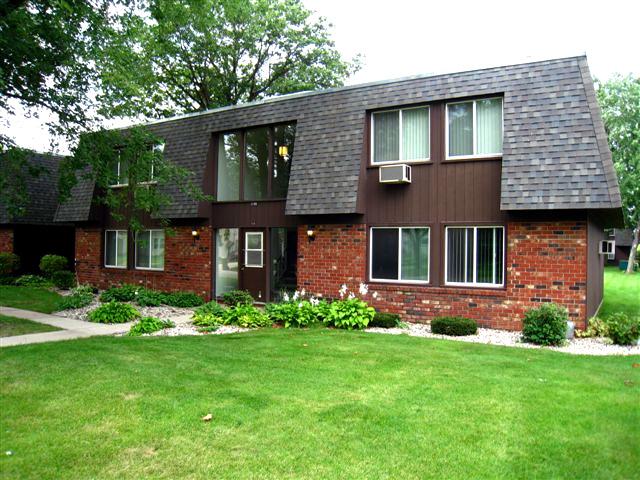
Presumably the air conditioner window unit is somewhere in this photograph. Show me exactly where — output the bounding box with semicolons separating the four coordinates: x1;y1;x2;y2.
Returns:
598;240;615;255
379;164;411;184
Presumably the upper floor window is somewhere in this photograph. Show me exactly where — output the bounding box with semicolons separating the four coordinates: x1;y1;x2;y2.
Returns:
110;145;159;187
445;226;504;287
104;230;127;268
372;107;430;164
216;123;295;202
446;98;503;159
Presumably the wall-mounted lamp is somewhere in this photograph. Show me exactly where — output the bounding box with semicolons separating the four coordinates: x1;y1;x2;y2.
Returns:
191;229;200;243
307;226;316;242
278;145;289;158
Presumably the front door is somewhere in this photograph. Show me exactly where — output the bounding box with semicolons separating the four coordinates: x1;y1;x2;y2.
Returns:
241;229;267;302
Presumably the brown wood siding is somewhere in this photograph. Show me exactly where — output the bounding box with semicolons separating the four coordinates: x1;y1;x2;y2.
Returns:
587;217;605;318
210;200;299;229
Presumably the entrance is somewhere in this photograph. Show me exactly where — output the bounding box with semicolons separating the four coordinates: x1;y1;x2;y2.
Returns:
241;229;267;302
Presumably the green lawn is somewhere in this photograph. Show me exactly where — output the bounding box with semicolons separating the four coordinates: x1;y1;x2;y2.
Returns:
599;266;640;319
1;330;638;479
0;286;63;313
0;314;60;337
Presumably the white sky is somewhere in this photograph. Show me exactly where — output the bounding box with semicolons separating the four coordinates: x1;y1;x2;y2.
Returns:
5;0;639;154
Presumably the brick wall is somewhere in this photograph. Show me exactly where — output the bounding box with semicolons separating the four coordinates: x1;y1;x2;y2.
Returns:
75;226;212;299
297;221;589;330
0;228;13;253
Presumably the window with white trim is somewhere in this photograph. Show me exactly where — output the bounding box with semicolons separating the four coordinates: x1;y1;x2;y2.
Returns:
370;227;429;282
445;226;504;287
446;98;503;159
105;230;127;268
135;230;165;270
110;151;128;186
372;106;430;164
245;232;263;268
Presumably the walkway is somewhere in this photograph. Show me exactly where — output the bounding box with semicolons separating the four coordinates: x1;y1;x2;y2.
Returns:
1;307;132;347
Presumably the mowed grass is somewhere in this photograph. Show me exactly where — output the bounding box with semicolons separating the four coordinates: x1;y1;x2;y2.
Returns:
599;266;640;319
1;329;638;479
0;286;63;314
0;314;60;337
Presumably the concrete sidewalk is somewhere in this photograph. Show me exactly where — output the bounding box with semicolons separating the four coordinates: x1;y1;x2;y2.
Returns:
1;307;132;347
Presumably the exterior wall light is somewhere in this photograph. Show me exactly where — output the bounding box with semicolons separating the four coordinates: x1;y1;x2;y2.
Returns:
192;229;200;242
278;145;289;158
307;226;315;241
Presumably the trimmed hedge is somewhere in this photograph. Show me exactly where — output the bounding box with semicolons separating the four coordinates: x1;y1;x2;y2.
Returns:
163;291;204;308
0;252;20;276
431;316;478;336
39;254;68;277
370;312;400;328
222;289;254;306
522;303;567;346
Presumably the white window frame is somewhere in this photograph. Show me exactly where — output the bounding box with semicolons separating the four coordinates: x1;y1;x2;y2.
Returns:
110;148;158;188
109;152;128;188
134;229;165;271
244;232;264;268
444;226;505;288
104;230;127;269
445;97;504;160
369;226;430;284
370;106;431;166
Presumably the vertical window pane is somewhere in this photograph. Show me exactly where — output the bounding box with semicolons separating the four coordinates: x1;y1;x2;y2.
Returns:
136;231;150;268
495;228;504;285
448;102;473;157
105;231;116;266
217;133;240;201
477;98;502;154
476;228;494;284
447;228;466;282
216;228;239;297
244;127;269;200
371;229;399;279
116;232;127;267
402;108;430;160
270;228;297;299
401;228;429;281
373;111;400;163
466;228;475;283
150;231;164;269
272;124;295;198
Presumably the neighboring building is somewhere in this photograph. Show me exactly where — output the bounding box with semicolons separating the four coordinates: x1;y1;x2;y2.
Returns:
606;228;634;265
54;56;623;330
0;153;75;273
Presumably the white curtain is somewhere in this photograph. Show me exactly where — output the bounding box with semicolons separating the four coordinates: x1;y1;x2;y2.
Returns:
448;102;473;156
373;111;399;163
402;108;429;160
476;98;502;154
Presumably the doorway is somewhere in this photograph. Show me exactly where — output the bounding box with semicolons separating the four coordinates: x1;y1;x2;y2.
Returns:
241;229;267;302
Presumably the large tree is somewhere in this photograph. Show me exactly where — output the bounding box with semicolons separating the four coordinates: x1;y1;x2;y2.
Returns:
596;75;640;273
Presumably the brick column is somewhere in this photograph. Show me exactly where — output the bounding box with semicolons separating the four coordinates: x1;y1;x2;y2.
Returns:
0;228;13;253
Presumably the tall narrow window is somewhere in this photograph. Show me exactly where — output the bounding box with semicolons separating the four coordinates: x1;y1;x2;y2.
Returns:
216;228;239;297
447;98;503;158
244;127;269;200
105;230;127;268
135;230;164;270
216;133;240;201
372;107;430;164
445;226;504;286
272;124;295;198
370;227;429;283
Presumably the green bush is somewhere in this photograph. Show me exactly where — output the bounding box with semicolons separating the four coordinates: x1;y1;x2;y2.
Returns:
431;316;478;336
39;254;68;277
88;302;140;323
192;301;226;327
222;289;254;306
522;303;568;346
223;304;271;328
0;252;20;275
100;284;140;302
605;313;640;346
325;298;375;330
370;312;401;328
14;274;51;287
52;271;75;290
128;316;175;336
58;286;94;310
576;317;608;338
135;289;167;307
0;276;16;285
163;291;204;308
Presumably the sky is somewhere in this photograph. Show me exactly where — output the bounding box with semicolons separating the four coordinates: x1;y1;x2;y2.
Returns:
4;0;639;154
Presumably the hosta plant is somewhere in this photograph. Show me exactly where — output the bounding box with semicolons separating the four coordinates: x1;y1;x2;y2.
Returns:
325;298;375;330
128;316;175;336
192;301;226;327
223;304;272;328
88;302;141;323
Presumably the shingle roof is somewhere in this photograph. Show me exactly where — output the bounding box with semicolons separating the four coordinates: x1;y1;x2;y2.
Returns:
54;55;621;221
0;152;65;224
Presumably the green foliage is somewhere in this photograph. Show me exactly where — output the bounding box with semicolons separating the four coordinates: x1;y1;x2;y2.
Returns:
223;304;272;328
604;313;640;346
0;147;50;220
99;284;140;303
39;255;68;277
431;317;478;336
51;271;76;290
0;276;16;285
265;300;320;328
0;252;20;276
163;291;205;308
128;317;175;336
192;302;227;327
222;290;254;306
325;298;375;330
135;289;167;307
575;317;609;338
14;275;51;287
370;312;401;328
58;286;94;311
522;303;568;346
88;302;140;324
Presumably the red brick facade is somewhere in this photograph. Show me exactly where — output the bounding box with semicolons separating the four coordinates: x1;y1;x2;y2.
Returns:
0;228;13;253
75;226;212;299
297;221;589;330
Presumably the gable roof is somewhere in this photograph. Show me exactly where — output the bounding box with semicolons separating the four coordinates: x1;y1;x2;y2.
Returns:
54;55;621;221
0;152;66;225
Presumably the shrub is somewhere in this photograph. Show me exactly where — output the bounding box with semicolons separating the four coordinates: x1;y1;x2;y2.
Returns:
14;274;51;287
223;304;272;328
88;302;140;323
605;313;640;346
163;291;205;308
0;276;16;285
522;303;568;346
58;286;94;310
325;298;375;330
222;289;254;306
135;289;167;307
0;252;20;275
100;284;140;302
314;299;331;321
39;254;68;277
128;317;175;336
192;301;226;327
431;316;478;336
370;312;401;328
52;271;75;290
575;317;608;338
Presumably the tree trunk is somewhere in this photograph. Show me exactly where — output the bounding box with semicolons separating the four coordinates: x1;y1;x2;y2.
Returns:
626;221;639;274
